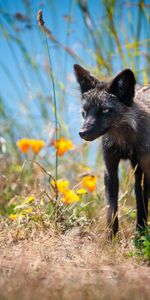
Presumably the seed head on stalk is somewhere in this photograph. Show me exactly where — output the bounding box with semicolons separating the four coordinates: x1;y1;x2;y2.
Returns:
37;10;44;27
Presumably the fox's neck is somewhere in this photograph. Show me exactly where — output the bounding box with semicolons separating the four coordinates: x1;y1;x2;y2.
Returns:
108;104;139;147
109;125;136;148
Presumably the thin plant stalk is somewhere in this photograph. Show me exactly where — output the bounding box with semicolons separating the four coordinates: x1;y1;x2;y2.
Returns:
37;10;58;199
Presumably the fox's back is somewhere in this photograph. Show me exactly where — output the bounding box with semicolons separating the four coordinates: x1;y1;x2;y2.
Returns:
135;85;150;112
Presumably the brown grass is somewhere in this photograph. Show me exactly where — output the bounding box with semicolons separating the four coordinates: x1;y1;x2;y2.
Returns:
0;224;150;300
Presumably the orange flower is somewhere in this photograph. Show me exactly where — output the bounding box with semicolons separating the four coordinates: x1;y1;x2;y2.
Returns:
61;189;79;204
82;175;97;192
53;137;74;156
17;138;31;153
17;138;45;154
30;139;45;154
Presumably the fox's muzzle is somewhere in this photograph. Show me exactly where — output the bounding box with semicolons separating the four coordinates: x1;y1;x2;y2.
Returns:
79;129;93;141
79;128;101;141
79;124;109;141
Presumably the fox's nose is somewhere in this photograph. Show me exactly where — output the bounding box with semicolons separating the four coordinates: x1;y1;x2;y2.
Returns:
79;130;88;139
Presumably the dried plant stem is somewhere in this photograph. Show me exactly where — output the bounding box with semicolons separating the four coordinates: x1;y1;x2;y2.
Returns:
37;10;58;199
45;36;58;181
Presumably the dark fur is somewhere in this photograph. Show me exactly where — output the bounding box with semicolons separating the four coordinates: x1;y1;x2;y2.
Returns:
74;64;150;237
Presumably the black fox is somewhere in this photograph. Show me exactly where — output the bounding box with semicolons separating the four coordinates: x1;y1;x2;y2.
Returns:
74;64;150;237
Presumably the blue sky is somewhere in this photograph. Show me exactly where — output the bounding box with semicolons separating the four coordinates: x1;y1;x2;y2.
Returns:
0;0;104;139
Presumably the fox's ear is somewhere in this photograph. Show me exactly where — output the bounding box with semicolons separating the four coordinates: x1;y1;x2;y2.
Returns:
108;69;136;106
74;64;99;93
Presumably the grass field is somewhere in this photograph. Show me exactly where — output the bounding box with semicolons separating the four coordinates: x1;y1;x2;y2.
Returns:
0;224;150;300
0;158;150;300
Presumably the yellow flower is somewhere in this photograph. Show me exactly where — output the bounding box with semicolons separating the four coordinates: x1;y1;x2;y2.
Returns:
30;139;45;154
17;138;45;154
82;175;97;192
51;179;69;194
17;138;31;153
61;189;79;204
76;188;87;195
23;196;35;204
22;208;33;215
9;213;19;220
53;137;74;156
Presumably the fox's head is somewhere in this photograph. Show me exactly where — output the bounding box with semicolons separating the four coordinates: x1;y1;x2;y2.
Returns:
74;64;136;141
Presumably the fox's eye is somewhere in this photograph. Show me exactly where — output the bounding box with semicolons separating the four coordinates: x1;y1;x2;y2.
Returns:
102;108;110;114
82;111;86;118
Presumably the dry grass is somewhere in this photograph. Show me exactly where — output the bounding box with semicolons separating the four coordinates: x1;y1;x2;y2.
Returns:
0;224;150;300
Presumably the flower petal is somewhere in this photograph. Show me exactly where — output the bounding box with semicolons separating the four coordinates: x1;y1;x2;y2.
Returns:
82;175;97;192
